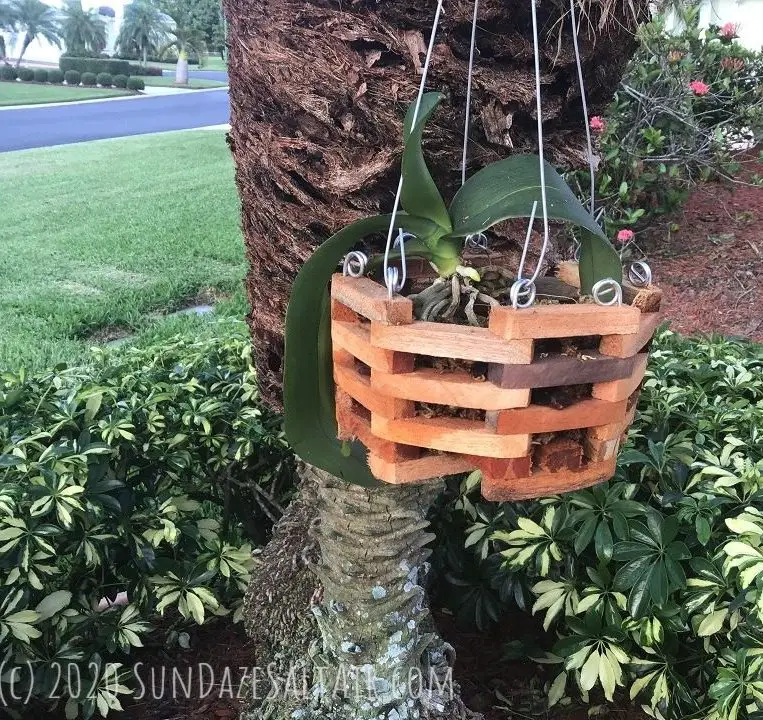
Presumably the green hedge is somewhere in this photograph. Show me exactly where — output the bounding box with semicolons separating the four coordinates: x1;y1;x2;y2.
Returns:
59;55;132;76
0;64;16;81
80;71;96;86
32;68;48;83
112;73;128;88
48;69;64;84
63;69;80;85
95;71;112;87
18;67;34;81
128;63;163;76
0;324;295;718
127;76;145;91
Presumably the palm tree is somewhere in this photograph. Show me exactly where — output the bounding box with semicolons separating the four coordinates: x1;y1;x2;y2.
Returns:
1;0;17;61
9;0;60;68
159;15;206;85
224;0;652;716
116;0;168;67
59;0;106;56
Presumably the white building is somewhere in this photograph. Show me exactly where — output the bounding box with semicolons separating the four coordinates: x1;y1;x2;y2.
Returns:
2;0;127;65
664;0;763;50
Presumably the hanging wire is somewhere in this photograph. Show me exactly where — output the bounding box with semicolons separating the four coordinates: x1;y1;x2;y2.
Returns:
383;0;445;296
569;0;596;216
461;0;480;187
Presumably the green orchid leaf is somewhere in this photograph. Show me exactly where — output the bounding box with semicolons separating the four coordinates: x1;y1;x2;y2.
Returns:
400;92;452;232
448;155;622;293
284;213;439;487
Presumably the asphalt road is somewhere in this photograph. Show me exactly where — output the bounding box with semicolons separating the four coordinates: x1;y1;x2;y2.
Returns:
0;88;230;153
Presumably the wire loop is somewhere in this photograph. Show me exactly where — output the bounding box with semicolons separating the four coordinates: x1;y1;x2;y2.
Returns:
342;251;368;278
384;230;411;298
628;260;653;287
592;278;623;306
510;278;537;309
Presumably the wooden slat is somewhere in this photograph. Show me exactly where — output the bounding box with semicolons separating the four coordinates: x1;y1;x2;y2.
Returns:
368;452;474;484
489;304;641;340
332;321;415;373
556;261;661;309
371;368;530;410
592;353;648;402
468;455;533;483
493;398;627;434
584;435;621;463
331;274;413;325
588;390;641;441
488;352;637;389
372;415;532;458
480;457;617;501
599;313;662;358
331;298;360;323
335;392;419;463
370;321;534;364
334;364;414;419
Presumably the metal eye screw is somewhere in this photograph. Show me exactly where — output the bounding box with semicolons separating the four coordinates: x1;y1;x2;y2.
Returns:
509;278;537;309
592;278;623;306
342;251;368;278
628;260;653;287
464;232;489;251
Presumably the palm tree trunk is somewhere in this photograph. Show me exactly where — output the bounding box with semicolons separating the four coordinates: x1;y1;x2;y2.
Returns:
241;465;476;720
15;34;32;68
176;49;188;84
142;45;147;67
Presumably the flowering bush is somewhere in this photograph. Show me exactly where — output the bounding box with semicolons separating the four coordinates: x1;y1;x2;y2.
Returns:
434;329;763;720
568;7;763;241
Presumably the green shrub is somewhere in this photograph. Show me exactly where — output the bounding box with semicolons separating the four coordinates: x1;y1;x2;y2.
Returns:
64;69;81;85
18;67;34;82
80;71;97;86
32;68;48;82
47;68;64;84
126;76;145;91
127;63;163;76
112;73;128;88
59;55;132;76
569;9;763;242
0;64;16;81
95;71;112;87
435;330;763;720
0;325;295;717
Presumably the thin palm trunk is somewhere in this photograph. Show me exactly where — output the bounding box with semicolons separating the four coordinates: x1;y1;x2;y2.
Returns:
175;50;188;84
142;45;147;66
15;35;32;68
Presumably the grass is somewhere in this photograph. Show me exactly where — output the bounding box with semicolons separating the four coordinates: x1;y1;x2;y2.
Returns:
0;130;245;371
0;81;133;106
142;76;227;88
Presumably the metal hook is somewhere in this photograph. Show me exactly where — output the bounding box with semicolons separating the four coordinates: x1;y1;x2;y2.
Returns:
628;260;653;287
510;278;537;309
592;278;623;306
464;232;489;251
342;250;368;278
384;229;412;298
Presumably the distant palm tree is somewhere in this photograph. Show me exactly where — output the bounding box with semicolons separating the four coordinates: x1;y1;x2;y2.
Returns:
0;0;18;61
60;0;106;56
9;0;61;68
160;17;205;85
116;0;168;67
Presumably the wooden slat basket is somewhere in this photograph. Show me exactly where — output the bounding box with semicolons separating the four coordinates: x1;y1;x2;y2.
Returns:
331;262;662;501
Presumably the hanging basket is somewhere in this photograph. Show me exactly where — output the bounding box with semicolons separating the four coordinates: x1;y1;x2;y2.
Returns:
330;262;663;501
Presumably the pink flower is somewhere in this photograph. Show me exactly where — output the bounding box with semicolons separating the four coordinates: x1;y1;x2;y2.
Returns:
720;22;738;40
616;229;635;244
589;116;606;134
689;80;710;96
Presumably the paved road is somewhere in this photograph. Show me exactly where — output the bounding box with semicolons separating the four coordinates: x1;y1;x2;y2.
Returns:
0;89;230;152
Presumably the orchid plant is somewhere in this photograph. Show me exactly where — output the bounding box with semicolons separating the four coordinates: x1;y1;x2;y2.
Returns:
284;92;622;487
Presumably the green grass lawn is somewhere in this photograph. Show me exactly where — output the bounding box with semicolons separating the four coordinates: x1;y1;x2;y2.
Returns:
0;130;245;371
0;81;133;106
142;76;227;88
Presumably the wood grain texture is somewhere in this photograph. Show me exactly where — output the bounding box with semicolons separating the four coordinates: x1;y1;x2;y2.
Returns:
372;415;532;458
371;367;531;410
469;455;533;483
556;261;661;309
368;452;474;484
333;321;415;373
335;391;419;463
371;321;535;364
488;304;641;340
488;352;638;389
584;434;621;463
331;274;413;325
599;312;662;358
481;457;617;501
330;298;360;323
493;398;627;434
592;352;649;402
334;363;414;419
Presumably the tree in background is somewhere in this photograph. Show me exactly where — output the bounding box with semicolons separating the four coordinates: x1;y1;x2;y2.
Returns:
116;0;167;66
60;0;106;55
153;0;225;62
8;0;60;67
0;0;17;61
154;0;205;83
